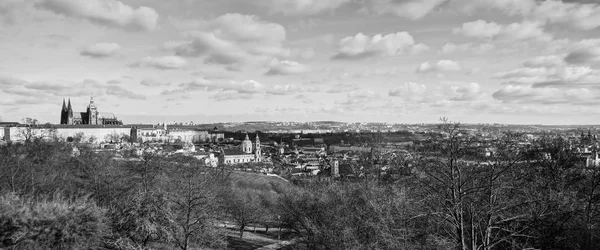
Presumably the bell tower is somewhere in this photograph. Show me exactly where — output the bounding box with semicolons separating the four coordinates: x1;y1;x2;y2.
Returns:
254;133;261;162
87;97;98;125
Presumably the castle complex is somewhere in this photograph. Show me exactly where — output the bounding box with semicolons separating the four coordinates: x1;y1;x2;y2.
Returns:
60;97;122;125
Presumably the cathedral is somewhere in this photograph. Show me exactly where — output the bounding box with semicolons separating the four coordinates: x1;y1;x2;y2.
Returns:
60;97;122;125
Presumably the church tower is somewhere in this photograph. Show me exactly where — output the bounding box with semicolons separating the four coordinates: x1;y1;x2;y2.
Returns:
254;134;261;162
241;133;253;154
87;97;98;125
60;98;68;124
67;98;74;125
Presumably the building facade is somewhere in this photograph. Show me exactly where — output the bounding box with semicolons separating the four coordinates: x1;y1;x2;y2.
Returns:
219;133;262;165
60;97;122;125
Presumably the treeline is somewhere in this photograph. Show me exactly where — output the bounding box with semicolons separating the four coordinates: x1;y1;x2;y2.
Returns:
1;120;600;249
0;137;283;249
277;122;600;249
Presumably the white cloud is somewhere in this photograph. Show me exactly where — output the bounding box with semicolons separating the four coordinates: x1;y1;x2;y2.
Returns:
493;53;599;87
266;84;303;95
256;0;351;15
209;13;286;44
463;0;600;31
266;60;311;75
532;0;600;30
174;13;298;68
564;39;600;64
523;55;564;68
332;32;428;59
416;60;462;73
134;56;188;70
440;42;495;54
493;67;555;80
106;85;146;100
449;82;482;101
1;77;145;100
453;20;552;42
367;0;449;20
492;84;599;104
80;43;121;58
167;79;265;95
453;19;502;38
37;0;158;31
388;82;427;102
140;78;168;87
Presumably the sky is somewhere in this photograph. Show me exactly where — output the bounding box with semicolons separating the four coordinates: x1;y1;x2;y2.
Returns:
1;0;600;125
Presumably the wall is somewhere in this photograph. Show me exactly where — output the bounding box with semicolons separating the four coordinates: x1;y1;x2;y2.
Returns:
3;126;132;143
169;130;210;143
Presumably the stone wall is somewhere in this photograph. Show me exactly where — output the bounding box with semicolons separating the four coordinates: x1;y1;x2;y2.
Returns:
2;126;132;143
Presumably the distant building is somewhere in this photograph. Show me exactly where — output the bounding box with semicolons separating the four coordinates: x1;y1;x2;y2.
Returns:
219;133;262;165
60;97;122;125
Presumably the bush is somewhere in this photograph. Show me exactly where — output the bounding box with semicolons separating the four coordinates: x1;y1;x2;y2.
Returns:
0;193;109;249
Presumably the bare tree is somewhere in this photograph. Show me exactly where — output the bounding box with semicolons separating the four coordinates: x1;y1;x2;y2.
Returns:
167;160;225;250
222;187;263;238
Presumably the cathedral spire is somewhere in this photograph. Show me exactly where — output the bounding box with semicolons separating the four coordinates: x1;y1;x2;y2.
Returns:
67;98;72;111
62;98;67;111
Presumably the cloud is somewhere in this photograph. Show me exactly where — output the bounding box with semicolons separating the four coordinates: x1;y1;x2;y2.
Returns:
493;67;555;80
326;83;360;93
388;82;427;102
416;60;461;73
463;0;600;31
266;60;311;75
337;90;381;106
106;79;121;85
492;84;598;104
0;76;28;88
174;13;297;68
440;42;495;54
134;56;188;70
366;0;449;20
1;76;144;100
332;32;428;60
449;82;482;101
37;0;158;31
106;85;146;100
532;0;600;30
256;0;351;15
494;52;599;87
564;40;600;64
80;43;121;58
453;20;552;42
266;84;303;95
140;78;168;87
524;55;564;68
162;79;265;96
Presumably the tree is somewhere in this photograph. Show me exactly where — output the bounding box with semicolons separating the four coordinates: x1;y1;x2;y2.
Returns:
110;191;173;247
166;161;225;250
0;193;109;249
222;187;263;239
415;118;537;250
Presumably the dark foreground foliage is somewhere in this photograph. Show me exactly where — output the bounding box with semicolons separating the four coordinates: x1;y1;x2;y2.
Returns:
1;122;600;249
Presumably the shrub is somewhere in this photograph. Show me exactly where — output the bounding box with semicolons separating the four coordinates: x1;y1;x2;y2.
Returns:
0;193;109;249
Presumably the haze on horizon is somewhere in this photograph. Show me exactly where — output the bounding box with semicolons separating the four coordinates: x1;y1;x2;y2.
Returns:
1;0;600;125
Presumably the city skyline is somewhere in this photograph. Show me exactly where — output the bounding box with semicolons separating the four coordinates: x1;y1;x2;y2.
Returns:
1;0;600;125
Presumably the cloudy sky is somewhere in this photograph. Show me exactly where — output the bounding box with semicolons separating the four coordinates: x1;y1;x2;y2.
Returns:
1;0;600;124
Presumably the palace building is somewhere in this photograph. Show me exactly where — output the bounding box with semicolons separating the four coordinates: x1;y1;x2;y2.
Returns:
219;133;262;165
60;97;122;125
